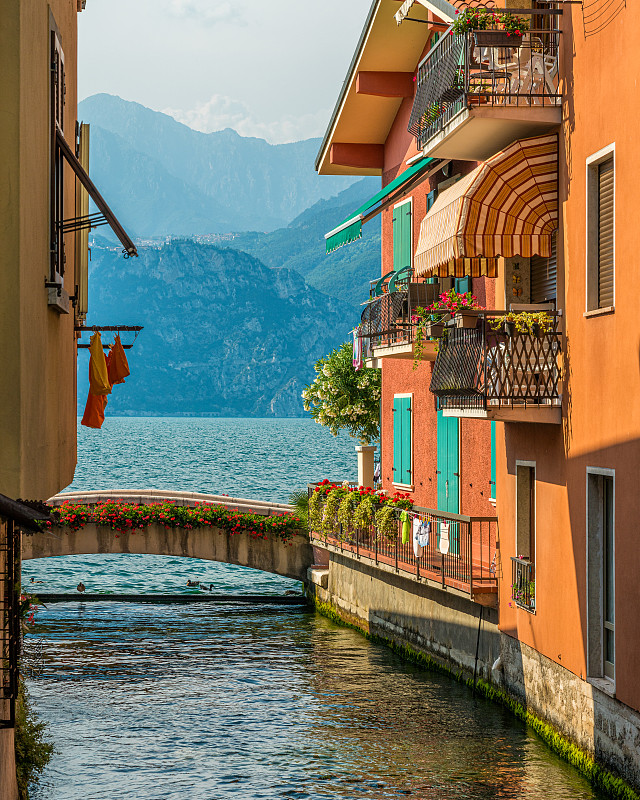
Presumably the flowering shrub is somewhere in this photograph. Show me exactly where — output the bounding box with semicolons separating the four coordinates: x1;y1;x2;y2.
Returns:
302;343;381;444
44;500;303;543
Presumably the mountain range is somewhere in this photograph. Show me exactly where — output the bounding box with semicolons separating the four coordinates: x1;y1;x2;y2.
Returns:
79;94;371;236
78;94;383;416
80;240;355;417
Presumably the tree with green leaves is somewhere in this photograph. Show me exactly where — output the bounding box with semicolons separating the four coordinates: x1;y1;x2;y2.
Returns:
302;342;381;444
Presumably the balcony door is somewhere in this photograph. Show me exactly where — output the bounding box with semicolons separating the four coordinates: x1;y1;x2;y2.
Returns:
437;411;459;514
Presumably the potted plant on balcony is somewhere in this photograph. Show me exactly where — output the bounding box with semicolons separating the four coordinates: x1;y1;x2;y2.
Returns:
451;8;529;48
412;289;484;369
489;310;554;337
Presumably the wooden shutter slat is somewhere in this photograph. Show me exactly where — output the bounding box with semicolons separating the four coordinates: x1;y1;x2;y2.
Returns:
531;232;557;303
598;159;614;307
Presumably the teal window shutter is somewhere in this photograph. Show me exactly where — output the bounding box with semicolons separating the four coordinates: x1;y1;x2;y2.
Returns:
394;203;412;272
392;210;400;272
455;276;471;294
393;396;412;485
490;421;496;500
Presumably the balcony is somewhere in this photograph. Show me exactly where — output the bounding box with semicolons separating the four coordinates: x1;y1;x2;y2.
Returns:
360;281;440;367
409;16;561;161
308;485;498;605
511;556;535;612
429;310;562;423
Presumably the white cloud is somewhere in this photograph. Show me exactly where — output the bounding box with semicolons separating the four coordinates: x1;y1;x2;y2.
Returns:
162;94;330;144
167;0;245;26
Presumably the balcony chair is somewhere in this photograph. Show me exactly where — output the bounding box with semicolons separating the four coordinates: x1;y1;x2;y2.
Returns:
369;270;395;301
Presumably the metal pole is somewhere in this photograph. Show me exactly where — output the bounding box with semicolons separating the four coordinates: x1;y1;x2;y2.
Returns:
472;605;483;695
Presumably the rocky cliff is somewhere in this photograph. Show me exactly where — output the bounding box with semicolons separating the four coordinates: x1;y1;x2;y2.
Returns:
79;240;353;417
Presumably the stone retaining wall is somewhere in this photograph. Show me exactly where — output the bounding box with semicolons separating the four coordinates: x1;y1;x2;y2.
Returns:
308;552;640;795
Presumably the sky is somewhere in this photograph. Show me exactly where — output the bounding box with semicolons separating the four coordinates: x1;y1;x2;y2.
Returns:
78;0;372;144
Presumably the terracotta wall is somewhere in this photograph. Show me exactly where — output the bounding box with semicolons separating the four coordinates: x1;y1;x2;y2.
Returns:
496;3;640;713
0;0;79;499
378;84;496;517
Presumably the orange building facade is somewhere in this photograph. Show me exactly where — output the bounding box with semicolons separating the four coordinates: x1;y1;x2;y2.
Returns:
316;0;640;789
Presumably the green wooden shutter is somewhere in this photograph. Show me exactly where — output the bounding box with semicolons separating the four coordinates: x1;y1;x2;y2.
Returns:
393;396;412;485
392;210;401;273
455;276;471;294
437;411;459;514
393;397;402;483
490;421;496;500
394;203;412;273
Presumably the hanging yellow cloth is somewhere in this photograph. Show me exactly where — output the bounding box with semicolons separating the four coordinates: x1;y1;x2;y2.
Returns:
107;334;130;385
88;332;111;396
81;332;111;430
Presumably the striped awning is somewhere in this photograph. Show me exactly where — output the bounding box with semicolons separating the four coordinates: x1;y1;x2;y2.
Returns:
414;134;558;276
324;156;437;254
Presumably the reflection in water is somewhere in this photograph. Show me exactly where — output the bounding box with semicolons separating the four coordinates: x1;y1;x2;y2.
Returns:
28;598;605;800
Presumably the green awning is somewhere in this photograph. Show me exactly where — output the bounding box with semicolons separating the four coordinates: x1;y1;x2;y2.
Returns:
324;156;436;254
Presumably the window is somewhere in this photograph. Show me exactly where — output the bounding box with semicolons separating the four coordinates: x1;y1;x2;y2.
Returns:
512;463;535;612
531;231;557;304
392;199;412;274
587;469;615;684
455;276;471;295
51;29;66;283
392;395;412;486
586;146;615;312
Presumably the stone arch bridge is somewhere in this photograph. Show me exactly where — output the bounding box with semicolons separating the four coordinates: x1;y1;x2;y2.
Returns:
21;490;316;583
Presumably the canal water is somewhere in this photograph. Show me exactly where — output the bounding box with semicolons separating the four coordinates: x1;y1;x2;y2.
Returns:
27;594;605;800
24;419;606;799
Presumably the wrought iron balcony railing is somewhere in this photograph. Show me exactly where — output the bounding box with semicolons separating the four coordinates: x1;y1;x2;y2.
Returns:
360;282;440;349
409;17;561;151
511;556;535;612
429;311;562;412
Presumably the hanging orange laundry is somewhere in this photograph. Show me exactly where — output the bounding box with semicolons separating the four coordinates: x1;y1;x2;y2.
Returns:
81;392;107;429
107;334;130;385
81;332;111;430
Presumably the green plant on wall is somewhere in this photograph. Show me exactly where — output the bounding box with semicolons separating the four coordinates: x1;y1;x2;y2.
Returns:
321;488;344;537
374;503;398;540
337;490;360;537
353;494;376;529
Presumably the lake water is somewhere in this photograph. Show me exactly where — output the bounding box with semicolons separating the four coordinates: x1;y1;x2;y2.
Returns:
24;418;606;800
65;416;358;503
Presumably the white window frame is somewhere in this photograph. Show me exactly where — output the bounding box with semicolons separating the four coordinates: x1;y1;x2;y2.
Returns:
585;143;615;315
392;392;413;490
586;466;616;694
